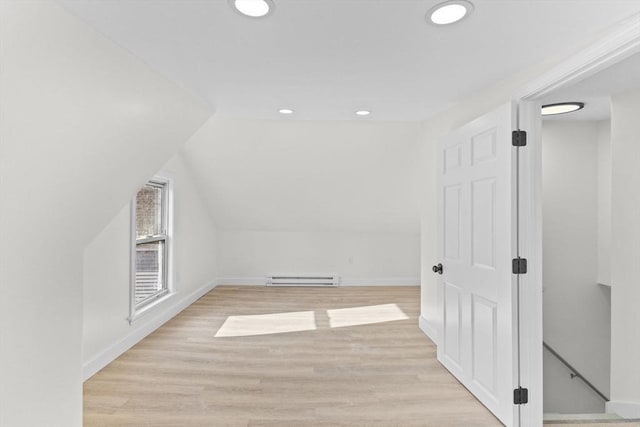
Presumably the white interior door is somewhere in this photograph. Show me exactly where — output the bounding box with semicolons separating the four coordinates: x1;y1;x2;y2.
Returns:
436;102;519;426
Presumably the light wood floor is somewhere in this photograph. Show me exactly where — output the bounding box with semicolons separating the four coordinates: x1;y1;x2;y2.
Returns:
85;286;504;426
84;286;636;426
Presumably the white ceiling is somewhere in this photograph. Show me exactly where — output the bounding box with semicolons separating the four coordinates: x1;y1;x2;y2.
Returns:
58;0;640;122
541;52;640;121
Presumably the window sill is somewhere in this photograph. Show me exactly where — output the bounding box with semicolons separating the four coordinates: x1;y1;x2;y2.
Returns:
128;291;174;324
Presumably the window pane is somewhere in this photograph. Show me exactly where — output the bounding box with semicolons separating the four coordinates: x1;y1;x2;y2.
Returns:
136;184;163;238
135;241;165;304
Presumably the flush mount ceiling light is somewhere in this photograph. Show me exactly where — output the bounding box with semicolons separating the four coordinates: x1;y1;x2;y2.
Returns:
541;102;585;116
278;108;294;115
230;0;274;18
355;110;371;116
428;0;473;25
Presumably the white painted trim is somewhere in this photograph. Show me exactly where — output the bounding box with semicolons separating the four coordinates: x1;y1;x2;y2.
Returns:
341;277;420;286
606;401;640;419
129;173;175;322
418;315;438;345
517;101;544;427
509;16;640;426
216;276;420;286
83;279;217;382
518;13;640;100
127;291;172;324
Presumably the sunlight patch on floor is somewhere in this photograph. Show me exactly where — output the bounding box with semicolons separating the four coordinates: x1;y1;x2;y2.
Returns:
327;303;409;328
215;310;316;337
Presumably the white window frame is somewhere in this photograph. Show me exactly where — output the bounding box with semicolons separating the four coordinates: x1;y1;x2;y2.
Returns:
129;175;173;322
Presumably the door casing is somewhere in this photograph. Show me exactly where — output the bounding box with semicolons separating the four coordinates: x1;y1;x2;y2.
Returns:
512;14;640;427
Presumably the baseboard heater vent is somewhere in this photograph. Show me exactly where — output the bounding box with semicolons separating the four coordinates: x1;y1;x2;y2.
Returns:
266;275;340;287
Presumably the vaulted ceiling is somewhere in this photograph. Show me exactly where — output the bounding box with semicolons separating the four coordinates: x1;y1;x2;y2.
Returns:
59;0;640;121
56;0;640;233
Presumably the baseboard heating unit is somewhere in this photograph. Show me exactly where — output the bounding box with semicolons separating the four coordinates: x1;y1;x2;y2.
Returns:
266;275;340;287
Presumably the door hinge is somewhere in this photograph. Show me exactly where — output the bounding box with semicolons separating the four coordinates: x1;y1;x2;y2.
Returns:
512;258;527;275
512;130;527;147
514;387;529;405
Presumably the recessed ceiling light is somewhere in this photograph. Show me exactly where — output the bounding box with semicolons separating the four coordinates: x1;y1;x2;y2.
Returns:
278;108;294;115
541;102;585;116
230;0;274;18
428;1;473;25
355;110;371;116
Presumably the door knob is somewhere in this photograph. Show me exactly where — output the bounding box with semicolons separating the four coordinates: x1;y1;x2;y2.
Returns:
432;263;443;275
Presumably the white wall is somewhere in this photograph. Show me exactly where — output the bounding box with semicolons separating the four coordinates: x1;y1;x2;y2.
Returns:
541;120;610;413
83;152;218;378
182;118;423;282
183;119;423;233
217;230;420;284
0;3;211;426
597;121;612;286
543;349;606;414
609;89;640;418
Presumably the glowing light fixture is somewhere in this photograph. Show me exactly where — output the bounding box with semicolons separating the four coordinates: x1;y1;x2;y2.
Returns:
355;110;371;116
541;102;585;116
428;1;473;25
278;108;294;115
231;0;274;18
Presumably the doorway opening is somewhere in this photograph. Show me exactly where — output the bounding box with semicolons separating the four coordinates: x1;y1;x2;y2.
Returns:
534;51;640;423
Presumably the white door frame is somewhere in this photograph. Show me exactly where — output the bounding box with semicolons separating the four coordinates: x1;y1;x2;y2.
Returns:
515;12;640;427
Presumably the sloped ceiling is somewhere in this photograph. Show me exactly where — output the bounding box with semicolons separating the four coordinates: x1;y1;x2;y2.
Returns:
57;0;640;233
182;119;423;232
0;2;212;424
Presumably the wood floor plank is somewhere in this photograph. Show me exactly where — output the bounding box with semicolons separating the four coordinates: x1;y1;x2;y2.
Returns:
84;286;504;426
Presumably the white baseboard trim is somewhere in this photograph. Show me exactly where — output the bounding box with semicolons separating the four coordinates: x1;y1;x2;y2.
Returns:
419;315;439;345
216;277;420;286
606;401;640;419
82;280;217;382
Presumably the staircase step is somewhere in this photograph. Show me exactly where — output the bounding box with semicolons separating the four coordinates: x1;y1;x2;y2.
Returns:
543;412;640;425
544;413;623;422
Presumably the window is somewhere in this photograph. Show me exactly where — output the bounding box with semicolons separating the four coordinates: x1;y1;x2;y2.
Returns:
131;177;171;315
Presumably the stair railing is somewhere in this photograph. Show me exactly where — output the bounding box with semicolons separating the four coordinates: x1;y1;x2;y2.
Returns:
543;341;610;402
